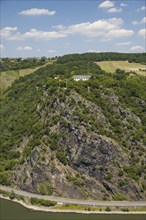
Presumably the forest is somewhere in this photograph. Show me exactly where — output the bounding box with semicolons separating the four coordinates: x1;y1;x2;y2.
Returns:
56;52;146;65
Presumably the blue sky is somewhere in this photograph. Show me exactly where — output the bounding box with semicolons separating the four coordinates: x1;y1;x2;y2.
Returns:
0;0;146;57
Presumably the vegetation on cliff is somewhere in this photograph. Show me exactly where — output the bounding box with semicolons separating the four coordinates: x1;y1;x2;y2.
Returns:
0;53;146;200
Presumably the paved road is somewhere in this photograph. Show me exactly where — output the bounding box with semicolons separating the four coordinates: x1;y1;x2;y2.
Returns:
0;185;146;207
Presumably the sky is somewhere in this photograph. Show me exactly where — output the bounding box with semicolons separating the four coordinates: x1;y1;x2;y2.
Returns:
0;0;146;58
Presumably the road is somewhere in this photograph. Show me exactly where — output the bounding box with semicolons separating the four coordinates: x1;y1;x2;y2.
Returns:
0;185;146;207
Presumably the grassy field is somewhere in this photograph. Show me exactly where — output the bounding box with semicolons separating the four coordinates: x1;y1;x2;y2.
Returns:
96;61;146;76
0;68;37;93
0;61;54;94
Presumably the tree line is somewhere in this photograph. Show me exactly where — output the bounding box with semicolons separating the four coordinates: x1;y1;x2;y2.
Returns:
56;52;146;65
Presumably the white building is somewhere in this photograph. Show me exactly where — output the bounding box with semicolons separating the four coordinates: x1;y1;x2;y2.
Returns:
73;75;91;81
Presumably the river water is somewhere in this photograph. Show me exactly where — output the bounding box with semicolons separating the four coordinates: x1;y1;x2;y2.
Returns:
0;198;145;220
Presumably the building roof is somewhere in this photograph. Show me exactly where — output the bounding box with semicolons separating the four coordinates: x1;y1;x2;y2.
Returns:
73;75;91;80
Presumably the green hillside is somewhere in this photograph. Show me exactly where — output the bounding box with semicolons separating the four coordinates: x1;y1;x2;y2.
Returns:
0;59;54;94
0;54;146;201
0;68;39;94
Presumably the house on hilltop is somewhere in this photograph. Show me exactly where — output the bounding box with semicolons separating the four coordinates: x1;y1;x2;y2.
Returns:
73;75;91;81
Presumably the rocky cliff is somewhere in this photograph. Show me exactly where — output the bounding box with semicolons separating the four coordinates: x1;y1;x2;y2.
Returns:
0;60;146;201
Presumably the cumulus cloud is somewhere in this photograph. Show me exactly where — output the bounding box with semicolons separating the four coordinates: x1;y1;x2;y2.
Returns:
0;27;67;40
0;26;17;38
0;18;134;41
19;8;56;16
107;29;134;38
98;1;123;13
132;21;139;25
120;3;128;7
52;24;66;30
138;29;146;38
106;29;134;38
23;29;67;40
141;17;146;23
116;42;131;46
136;6;146;12
65;18;124;37
108;7;122;13
98;1;114;8
17;46;32;50
130;45;144;51
132;17;146;25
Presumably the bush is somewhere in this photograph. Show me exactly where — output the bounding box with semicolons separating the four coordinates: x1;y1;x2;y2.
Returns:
9;190;15;200
39;183;53;195
56;151;68;165
121;208;129;212
105;207;111;212
113;193;127;201
118;179;126;187
30;198;57;207
0;172;12;186
67;175;84;187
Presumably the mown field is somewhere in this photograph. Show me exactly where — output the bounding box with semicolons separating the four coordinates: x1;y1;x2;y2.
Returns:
96;61;146;76
0;61;54;94
0;68;38;93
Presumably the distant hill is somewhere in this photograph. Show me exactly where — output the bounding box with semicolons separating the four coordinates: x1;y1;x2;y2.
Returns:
56;52;146;65
0;54;146;201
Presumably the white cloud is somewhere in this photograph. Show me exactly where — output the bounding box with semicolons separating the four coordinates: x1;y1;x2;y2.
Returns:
136;6;146;12
52;24;66;30
65;18;124;37
138;29;146;38
98;1;114;8
120;3;128;7
107;7;122;13
116;41;131;46
0;18;134;41
141;17;146;23
37;49;41;52
2;27;17;31
0;27;67;40
17;46;32;50
98;1;123;13
106;29;134;38
132;17;146;25
47;49;56;53
0;44;5;49
130;45;144;51
19;8;56;16
132;21;139;25
0;26;17;38
23;29;67;40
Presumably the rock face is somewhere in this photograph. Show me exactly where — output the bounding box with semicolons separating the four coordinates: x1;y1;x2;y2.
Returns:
12;91;145;201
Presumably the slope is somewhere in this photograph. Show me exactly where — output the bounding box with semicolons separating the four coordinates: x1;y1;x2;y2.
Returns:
0;60;146;201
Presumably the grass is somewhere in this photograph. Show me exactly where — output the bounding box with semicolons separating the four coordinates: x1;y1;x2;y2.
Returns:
129;207;146;212
0;68;37;92
96;61;146;76
54;203;103;211
0;61;54;94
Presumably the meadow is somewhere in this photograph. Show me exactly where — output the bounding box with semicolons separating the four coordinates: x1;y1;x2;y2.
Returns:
96;61;146;76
